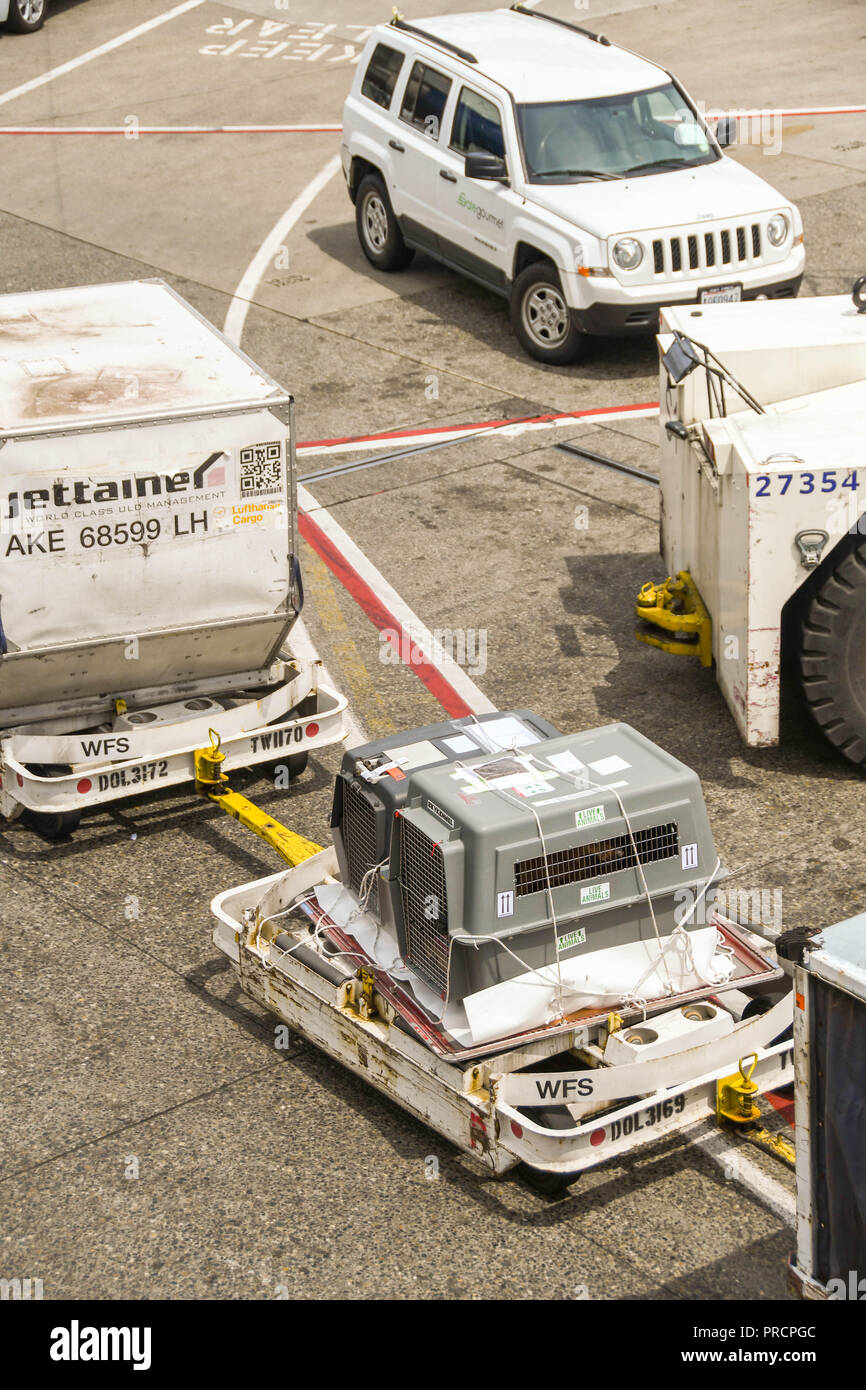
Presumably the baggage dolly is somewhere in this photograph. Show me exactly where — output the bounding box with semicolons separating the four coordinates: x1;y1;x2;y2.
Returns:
210;843;795;1193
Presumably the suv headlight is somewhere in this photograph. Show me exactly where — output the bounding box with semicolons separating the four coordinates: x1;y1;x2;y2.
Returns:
767;213;789;246
612;237;643;271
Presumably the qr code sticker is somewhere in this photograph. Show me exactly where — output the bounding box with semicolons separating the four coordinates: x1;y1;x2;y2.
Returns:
240;441;282;494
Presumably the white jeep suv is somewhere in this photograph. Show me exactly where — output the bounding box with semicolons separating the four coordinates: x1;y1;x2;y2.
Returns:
341;6;805;363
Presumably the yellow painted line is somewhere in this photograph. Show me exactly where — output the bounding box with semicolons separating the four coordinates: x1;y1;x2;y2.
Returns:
303;547;393;743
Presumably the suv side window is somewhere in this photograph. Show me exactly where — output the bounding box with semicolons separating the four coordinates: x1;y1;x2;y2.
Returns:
399;61;452;139
450;87;505;159
360;43;405;110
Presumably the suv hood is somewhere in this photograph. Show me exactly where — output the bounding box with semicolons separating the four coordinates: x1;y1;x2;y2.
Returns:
522;158;793;240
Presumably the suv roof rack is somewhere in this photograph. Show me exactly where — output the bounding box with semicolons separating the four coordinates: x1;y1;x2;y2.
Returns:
389;15;478;65
509;3;612;47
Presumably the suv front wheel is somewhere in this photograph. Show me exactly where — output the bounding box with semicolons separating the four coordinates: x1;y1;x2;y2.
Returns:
355;174;414;272
510;262;583;365
5;0;47;31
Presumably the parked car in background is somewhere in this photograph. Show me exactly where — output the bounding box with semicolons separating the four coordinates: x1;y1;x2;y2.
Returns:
1;0;47;33
341;7;805;363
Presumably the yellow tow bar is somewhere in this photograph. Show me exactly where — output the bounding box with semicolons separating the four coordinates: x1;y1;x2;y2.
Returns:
716;1053;796;1170
635;570;712;668
194;728;322;867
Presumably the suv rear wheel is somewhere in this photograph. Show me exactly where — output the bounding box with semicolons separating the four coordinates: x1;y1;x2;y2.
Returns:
6;0;46;32
355;174;414;272
510;261;583;365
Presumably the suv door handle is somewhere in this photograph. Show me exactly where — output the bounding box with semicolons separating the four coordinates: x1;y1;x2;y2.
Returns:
389;139;405;152
439;170;457;182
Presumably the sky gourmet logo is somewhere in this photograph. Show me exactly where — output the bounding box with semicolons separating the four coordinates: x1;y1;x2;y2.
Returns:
50;1321;152;1371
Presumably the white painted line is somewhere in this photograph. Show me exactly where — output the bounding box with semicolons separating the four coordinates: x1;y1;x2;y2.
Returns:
223;155;363;743
223;154;342;346
297;406;660;458
299;484;496;717
692;1125;797;1226
0;0;208;110
2;107;863;131
0;124;344;135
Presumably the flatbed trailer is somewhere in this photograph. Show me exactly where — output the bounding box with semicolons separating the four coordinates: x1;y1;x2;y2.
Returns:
212;846;794;1188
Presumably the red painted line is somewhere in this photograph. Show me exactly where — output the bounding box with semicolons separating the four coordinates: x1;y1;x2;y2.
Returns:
298;400;659;451
764;1089;795;1127
297;506;472;719
707;106;866;118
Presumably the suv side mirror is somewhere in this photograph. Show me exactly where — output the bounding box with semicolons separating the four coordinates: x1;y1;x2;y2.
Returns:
465;152;508;182
714;116;738;149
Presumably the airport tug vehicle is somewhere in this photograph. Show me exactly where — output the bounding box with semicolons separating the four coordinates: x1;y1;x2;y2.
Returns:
206;712;794;1192
637;280;866;765
0;280;346;837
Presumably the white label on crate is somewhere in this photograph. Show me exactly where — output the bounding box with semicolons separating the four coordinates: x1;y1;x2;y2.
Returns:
589;755;630;776
546;749;588;776
575;804;605;830
557;927;586;951
682;843;699;870
496;891;514;918
581;882;610;905
442;734;477;754
517;781;550;797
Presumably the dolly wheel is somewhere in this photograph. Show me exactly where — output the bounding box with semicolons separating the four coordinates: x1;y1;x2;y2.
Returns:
21;765;81;839
518;1163;582;1196
24;808;82;840
799;531;866;765
263;693;317;783
517;1103;583;1194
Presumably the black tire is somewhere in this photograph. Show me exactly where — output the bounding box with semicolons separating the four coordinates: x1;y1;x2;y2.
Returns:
519;1164;582;1197
355;174;414;272
510;261;584;365
799;531;866;765
24;807;82;840
20;762;81;839
516;1104;582;1195
5;0;47;32
262;693;316;782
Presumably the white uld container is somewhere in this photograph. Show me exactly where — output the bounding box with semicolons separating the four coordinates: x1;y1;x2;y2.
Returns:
0;280;346;827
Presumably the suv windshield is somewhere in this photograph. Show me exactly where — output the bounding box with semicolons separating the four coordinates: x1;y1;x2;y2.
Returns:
517;83;720;183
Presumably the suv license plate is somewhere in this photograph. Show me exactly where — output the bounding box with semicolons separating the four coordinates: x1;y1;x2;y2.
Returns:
699;283;742;304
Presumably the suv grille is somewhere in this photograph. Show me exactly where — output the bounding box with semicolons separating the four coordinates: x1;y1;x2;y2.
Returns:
651;223;762;278
399;817;450;996
515;822;679;897
341;781;380;915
